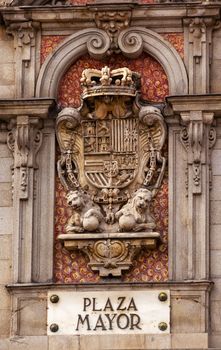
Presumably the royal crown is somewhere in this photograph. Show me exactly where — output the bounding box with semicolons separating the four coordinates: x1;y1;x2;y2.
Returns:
80;66;141;99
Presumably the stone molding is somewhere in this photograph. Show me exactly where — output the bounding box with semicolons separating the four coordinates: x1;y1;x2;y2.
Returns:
184;17;220;94
36;27;188;98
0;99;55;283
166;94;220;281
6;281;211;343
6;21;41;98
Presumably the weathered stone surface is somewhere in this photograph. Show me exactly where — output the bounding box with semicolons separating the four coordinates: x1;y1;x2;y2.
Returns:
0;259;12;284
48;335;79;350
0;183;12;207
0;285;11;309
0;309;11;337
0;64;15;85
171;333;208;349
210;201;221;225
211;177;221;200
211;301;221;332
209;334;221;349
0;145;12;158
0;208;13;234
144;334;171;349
0;339;10;350
0;42;14;63
0;86;15;98
211;250;221;277
0;234;12;259
210;225;221;250
18;298;47;336
211;60;221;93
210;278;221;301
9;336;48;350
0;158;13;182
80;334;146;350
212;150;221;175
171;295;203;333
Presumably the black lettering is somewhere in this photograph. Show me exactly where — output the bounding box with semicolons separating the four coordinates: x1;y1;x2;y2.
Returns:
117;314;130;329
93;315;107;331
117;297;126;311
104;313;117;330
103;298;114;312
92;297;102;311
83;298;91;312
130;313;142;330
127;298;138;311
76;314;91;331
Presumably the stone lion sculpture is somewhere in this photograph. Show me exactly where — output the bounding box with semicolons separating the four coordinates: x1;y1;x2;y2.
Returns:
115;188;156;232
65;190;103;233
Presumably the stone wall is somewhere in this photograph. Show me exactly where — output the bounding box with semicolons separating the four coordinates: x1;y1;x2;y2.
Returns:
0;140;13;340
210;121;221;348
0;1;221;349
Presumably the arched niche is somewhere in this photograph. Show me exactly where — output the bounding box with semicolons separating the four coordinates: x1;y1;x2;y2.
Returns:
36;27;188;98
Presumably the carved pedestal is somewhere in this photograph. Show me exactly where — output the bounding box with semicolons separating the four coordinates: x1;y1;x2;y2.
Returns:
58;232;160;277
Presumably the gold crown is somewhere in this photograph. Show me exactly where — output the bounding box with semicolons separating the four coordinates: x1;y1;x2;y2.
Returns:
80;66;140;99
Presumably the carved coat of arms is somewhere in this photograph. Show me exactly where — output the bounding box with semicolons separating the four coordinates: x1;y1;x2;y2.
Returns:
56;66;167;276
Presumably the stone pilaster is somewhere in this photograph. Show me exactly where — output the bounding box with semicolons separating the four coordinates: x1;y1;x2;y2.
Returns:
6;21;41;98
0;99;55;283
166;95;221;281
184;17;219;94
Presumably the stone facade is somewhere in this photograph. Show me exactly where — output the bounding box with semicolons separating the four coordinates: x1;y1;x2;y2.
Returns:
0;1;221;349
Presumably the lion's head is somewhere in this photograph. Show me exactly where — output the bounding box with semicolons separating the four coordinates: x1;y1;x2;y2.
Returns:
132;188;152;210
66;190;85;211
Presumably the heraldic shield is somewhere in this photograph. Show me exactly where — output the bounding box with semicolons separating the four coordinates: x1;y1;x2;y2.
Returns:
56;66;167;276
83;117;139;190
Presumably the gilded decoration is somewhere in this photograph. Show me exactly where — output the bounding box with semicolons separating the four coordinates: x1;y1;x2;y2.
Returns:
42;31;175;281
56;66;167;277
52;51;169;282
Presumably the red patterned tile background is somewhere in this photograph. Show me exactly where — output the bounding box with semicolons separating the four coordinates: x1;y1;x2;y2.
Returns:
41;36;66;65
41;33;184;66
163;33;184;59
57;53;169;107
39;33;182;283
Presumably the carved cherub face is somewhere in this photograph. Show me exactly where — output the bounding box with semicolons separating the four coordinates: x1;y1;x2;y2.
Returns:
133;189;152;210
66;191;85;211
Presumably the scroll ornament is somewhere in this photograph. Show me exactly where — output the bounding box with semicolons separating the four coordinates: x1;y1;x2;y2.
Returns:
56;66;167;276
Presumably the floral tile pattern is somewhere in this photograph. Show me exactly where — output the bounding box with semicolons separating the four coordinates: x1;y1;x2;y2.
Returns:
57;53;169;107
162;33;184;59
41;36;66;65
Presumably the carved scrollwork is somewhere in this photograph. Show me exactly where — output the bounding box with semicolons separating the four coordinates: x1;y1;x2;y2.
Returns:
7;116;43;199
57;66;166;276
180;112;215;194
118;29;143;59
95;11;131;55
56;108;81;190
59;232;160;277
87;31;111;60
209;127;216;149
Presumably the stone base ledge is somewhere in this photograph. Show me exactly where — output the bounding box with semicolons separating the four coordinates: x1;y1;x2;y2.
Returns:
6;280;213;292
0;333;211;350
58;231;161;277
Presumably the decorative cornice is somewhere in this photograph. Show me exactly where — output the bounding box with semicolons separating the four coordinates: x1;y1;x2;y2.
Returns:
0;98;56;120
1;3;220;29
166;94;221;116
167;94;219;194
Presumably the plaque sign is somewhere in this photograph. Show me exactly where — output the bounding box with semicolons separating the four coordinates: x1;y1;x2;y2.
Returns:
47;290;170;335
